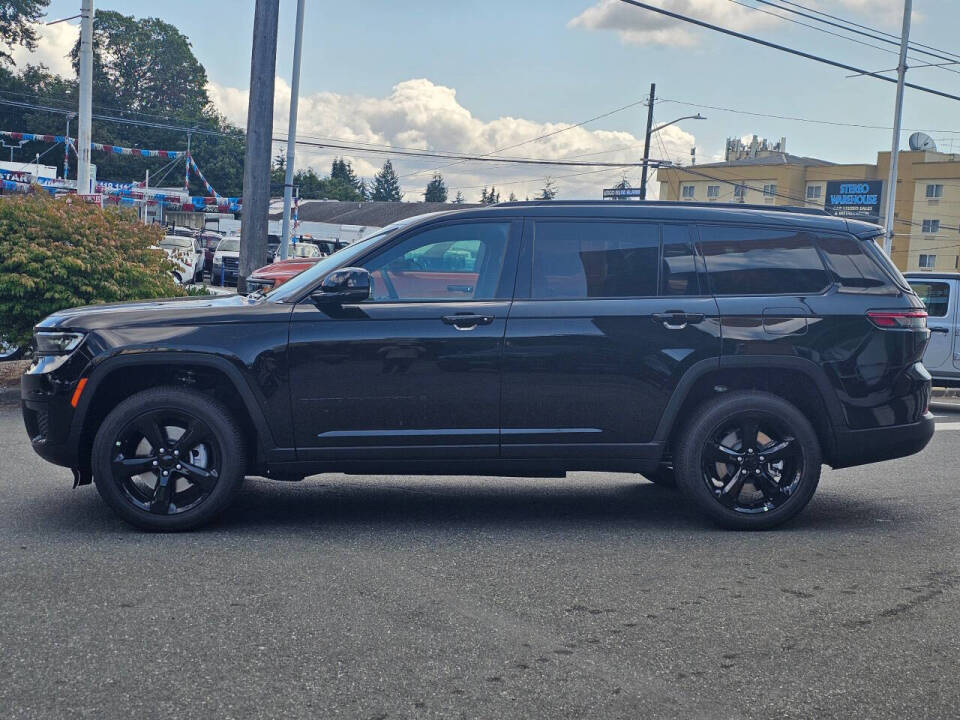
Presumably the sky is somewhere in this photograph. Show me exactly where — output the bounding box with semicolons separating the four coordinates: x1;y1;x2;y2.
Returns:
14;0;960;201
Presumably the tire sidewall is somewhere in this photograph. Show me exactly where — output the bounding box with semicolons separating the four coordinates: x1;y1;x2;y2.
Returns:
675;392;822;530
92;388;245;531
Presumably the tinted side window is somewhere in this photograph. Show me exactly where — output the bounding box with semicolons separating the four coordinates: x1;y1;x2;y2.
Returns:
363;222;511;301
661;224;700;296
532;221;659;299
910;281;950;317
817;233;893;293
699;226;829;295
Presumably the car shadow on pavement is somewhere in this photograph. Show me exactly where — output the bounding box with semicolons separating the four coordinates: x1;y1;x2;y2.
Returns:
25;475;920;536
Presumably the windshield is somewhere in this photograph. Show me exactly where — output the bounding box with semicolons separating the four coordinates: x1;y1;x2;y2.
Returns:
217;238;240;253
160;237;193;250
267;228;395;302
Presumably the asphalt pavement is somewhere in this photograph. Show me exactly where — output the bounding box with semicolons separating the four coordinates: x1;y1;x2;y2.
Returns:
1;397;959;720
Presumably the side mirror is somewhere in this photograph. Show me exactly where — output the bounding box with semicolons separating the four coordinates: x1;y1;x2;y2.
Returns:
311;267;371;303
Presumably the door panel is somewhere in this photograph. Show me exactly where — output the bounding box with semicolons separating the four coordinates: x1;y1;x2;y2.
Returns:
501;297;721;456
905;279;952;371
290;300;509;460
288;219;519;461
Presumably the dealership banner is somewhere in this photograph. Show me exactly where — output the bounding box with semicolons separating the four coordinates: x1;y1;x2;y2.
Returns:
824;180;883;222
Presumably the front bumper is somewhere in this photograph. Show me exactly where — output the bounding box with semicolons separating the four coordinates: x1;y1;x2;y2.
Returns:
21;362;83;469
830;411;936;469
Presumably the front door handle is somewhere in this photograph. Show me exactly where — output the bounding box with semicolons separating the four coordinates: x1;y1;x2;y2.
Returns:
930;326;949;334
653;311;704;330
442;314;494;330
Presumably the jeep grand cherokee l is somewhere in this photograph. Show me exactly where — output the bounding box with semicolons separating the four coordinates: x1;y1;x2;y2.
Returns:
21;202;934;531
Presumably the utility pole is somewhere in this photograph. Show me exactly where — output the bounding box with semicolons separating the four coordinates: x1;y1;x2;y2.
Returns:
184;131;192;192
280;0;306;261
64;113;74;180
639;82;656;200
239;0;280;293
883;0;912;256
76;0;94;195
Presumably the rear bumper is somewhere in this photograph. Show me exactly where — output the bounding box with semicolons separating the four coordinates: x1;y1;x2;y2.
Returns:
830;412;936;469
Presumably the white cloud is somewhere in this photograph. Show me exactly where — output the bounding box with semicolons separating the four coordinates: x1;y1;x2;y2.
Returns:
10;21;78;76
209;77;696;202
569;0;780;47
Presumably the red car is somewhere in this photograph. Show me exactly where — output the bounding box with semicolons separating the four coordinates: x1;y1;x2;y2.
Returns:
243;255;322;294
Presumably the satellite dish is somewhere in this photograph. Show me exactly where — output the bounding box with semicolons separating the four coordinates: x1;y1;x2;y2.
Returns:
909;132;937;151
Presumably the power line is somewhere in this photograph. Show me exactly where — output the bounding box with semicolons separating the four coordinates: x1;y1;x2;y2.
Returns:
775;0;960;63
731;0;960;75
657;96;960;134
747;0;960;68
615;0;960;103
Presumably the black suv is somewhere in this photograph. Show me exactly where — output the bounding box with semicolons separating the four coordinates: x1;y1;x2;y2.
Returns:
21;202;934;531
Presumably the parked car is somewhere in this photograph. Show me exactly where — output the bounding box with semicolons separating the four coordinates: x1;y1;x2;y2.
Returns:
211;236;240;285
245;255;323;294
274;242;321;261
198;231;224;275
21;202;934;531
905;272;960;387
168;225;198;239
157;235;203;284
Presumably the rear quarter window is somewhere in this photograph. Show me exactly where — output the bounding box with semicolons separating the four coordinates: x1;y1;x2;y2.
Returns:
698;226;830;295
816;233;895;294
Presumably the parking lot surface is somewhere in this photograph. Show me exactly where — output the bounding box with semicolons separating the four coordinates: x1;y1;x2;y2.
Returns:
1;398;959;719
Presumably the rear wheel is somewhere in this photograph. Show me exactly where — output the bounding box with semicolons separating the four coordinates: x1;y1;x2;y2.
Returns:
674;391;821;530
92;387;246;531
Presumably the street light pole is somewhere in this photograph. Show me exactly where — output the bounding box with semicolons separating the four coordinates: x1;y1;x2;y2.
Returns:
882;0;912;257
280;0;306;261
76;0;94;195
639;83;656;200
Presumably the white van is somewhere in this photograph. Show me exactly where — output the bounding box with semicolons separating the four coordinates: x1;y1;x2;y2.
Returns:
906;272;960;387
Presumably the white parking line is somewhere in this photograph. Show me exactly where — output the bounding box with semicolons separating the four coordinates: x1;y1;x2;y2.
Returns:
935;423;960;431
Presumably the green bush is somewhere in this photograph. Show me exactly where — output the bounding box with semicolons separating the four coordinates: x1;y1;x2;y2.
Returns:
0;192;184;346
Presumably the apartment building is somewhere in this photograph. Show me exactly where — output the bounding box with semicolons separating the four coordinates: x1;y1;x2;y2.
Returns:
658;138;960;272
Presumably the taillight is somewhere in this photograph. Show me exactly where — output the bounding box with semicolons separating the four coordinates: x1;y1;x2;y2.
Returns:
867;309;928;329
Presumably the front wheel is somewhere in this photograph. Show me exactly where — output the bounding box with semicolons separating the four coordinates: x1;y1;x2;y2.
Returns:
674;391;821;530
92;387;246;531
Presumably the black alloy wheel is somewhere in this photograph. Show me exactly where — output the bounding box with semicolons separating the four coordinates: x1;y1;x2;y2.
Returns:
110;410;220;515
92;387;245;531
700;416;801;514
674;391;821;530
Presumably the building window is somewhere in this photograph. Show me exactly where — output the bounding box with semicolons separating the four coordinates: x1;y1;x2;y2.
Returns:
926;184;944;199
733;184;746;199
707;185;720;198
681;185;695;199
922;219;941;233
763;184;777;198
919;254;937;269
806;185;822;200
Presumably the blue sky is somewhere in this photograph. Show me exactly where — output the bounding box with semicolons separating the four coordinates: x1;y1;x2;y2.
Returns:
26;1;960;200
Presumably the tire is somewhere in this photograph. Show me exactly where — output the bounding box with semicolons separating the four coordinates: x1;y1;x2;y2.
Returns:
644;465;677;488
674;391;821;530
92;386;246;531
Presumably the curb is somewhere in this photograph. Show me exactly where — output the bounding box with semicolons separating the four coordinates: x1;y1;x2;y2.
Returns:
932;388;960;399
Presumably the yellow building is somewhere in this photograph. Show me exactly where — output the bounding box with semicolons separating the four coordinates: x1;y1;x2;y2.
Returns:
658;141;960;272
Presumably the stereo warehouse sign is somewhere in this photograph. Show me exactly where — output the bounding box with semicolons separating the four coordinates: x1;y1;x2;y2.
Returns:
824;180;883;222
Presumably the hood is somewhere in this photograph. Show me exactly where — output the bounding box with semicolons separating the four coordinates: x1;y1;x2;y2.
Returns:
250;257;320;280
34;294;278;332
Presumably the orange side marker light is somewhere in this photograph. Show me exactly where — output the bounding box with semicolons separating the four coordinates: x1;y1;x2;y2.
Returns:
70;377;88;408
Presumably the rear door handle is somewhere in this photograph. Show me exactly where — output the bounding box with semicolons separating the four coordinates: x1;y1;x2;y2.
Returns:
442;314;494;330
930;326;949;334
653;311;704;329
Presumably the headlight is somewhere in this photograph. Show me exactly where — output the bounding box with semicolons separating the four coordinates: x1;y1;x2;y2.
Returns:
35;331;85;356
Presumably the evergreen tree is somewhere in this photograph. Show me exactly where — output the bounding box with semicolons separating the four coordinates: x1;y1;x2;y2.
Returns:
536;178;558;200
508;192;518;202
331;157;360;187
453;191;465;204
489;186;500;203
423;173;448;202
371;160;403;202
357;178;369;201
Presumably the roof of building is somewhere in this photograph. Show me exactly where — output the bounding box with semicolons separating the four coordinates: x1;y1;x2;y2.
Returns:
270;200;483;227
688;153;836;169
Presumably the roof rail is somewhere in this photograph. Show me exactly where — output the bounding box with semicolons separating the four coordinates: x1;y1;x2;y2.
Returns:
492;200;831;216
